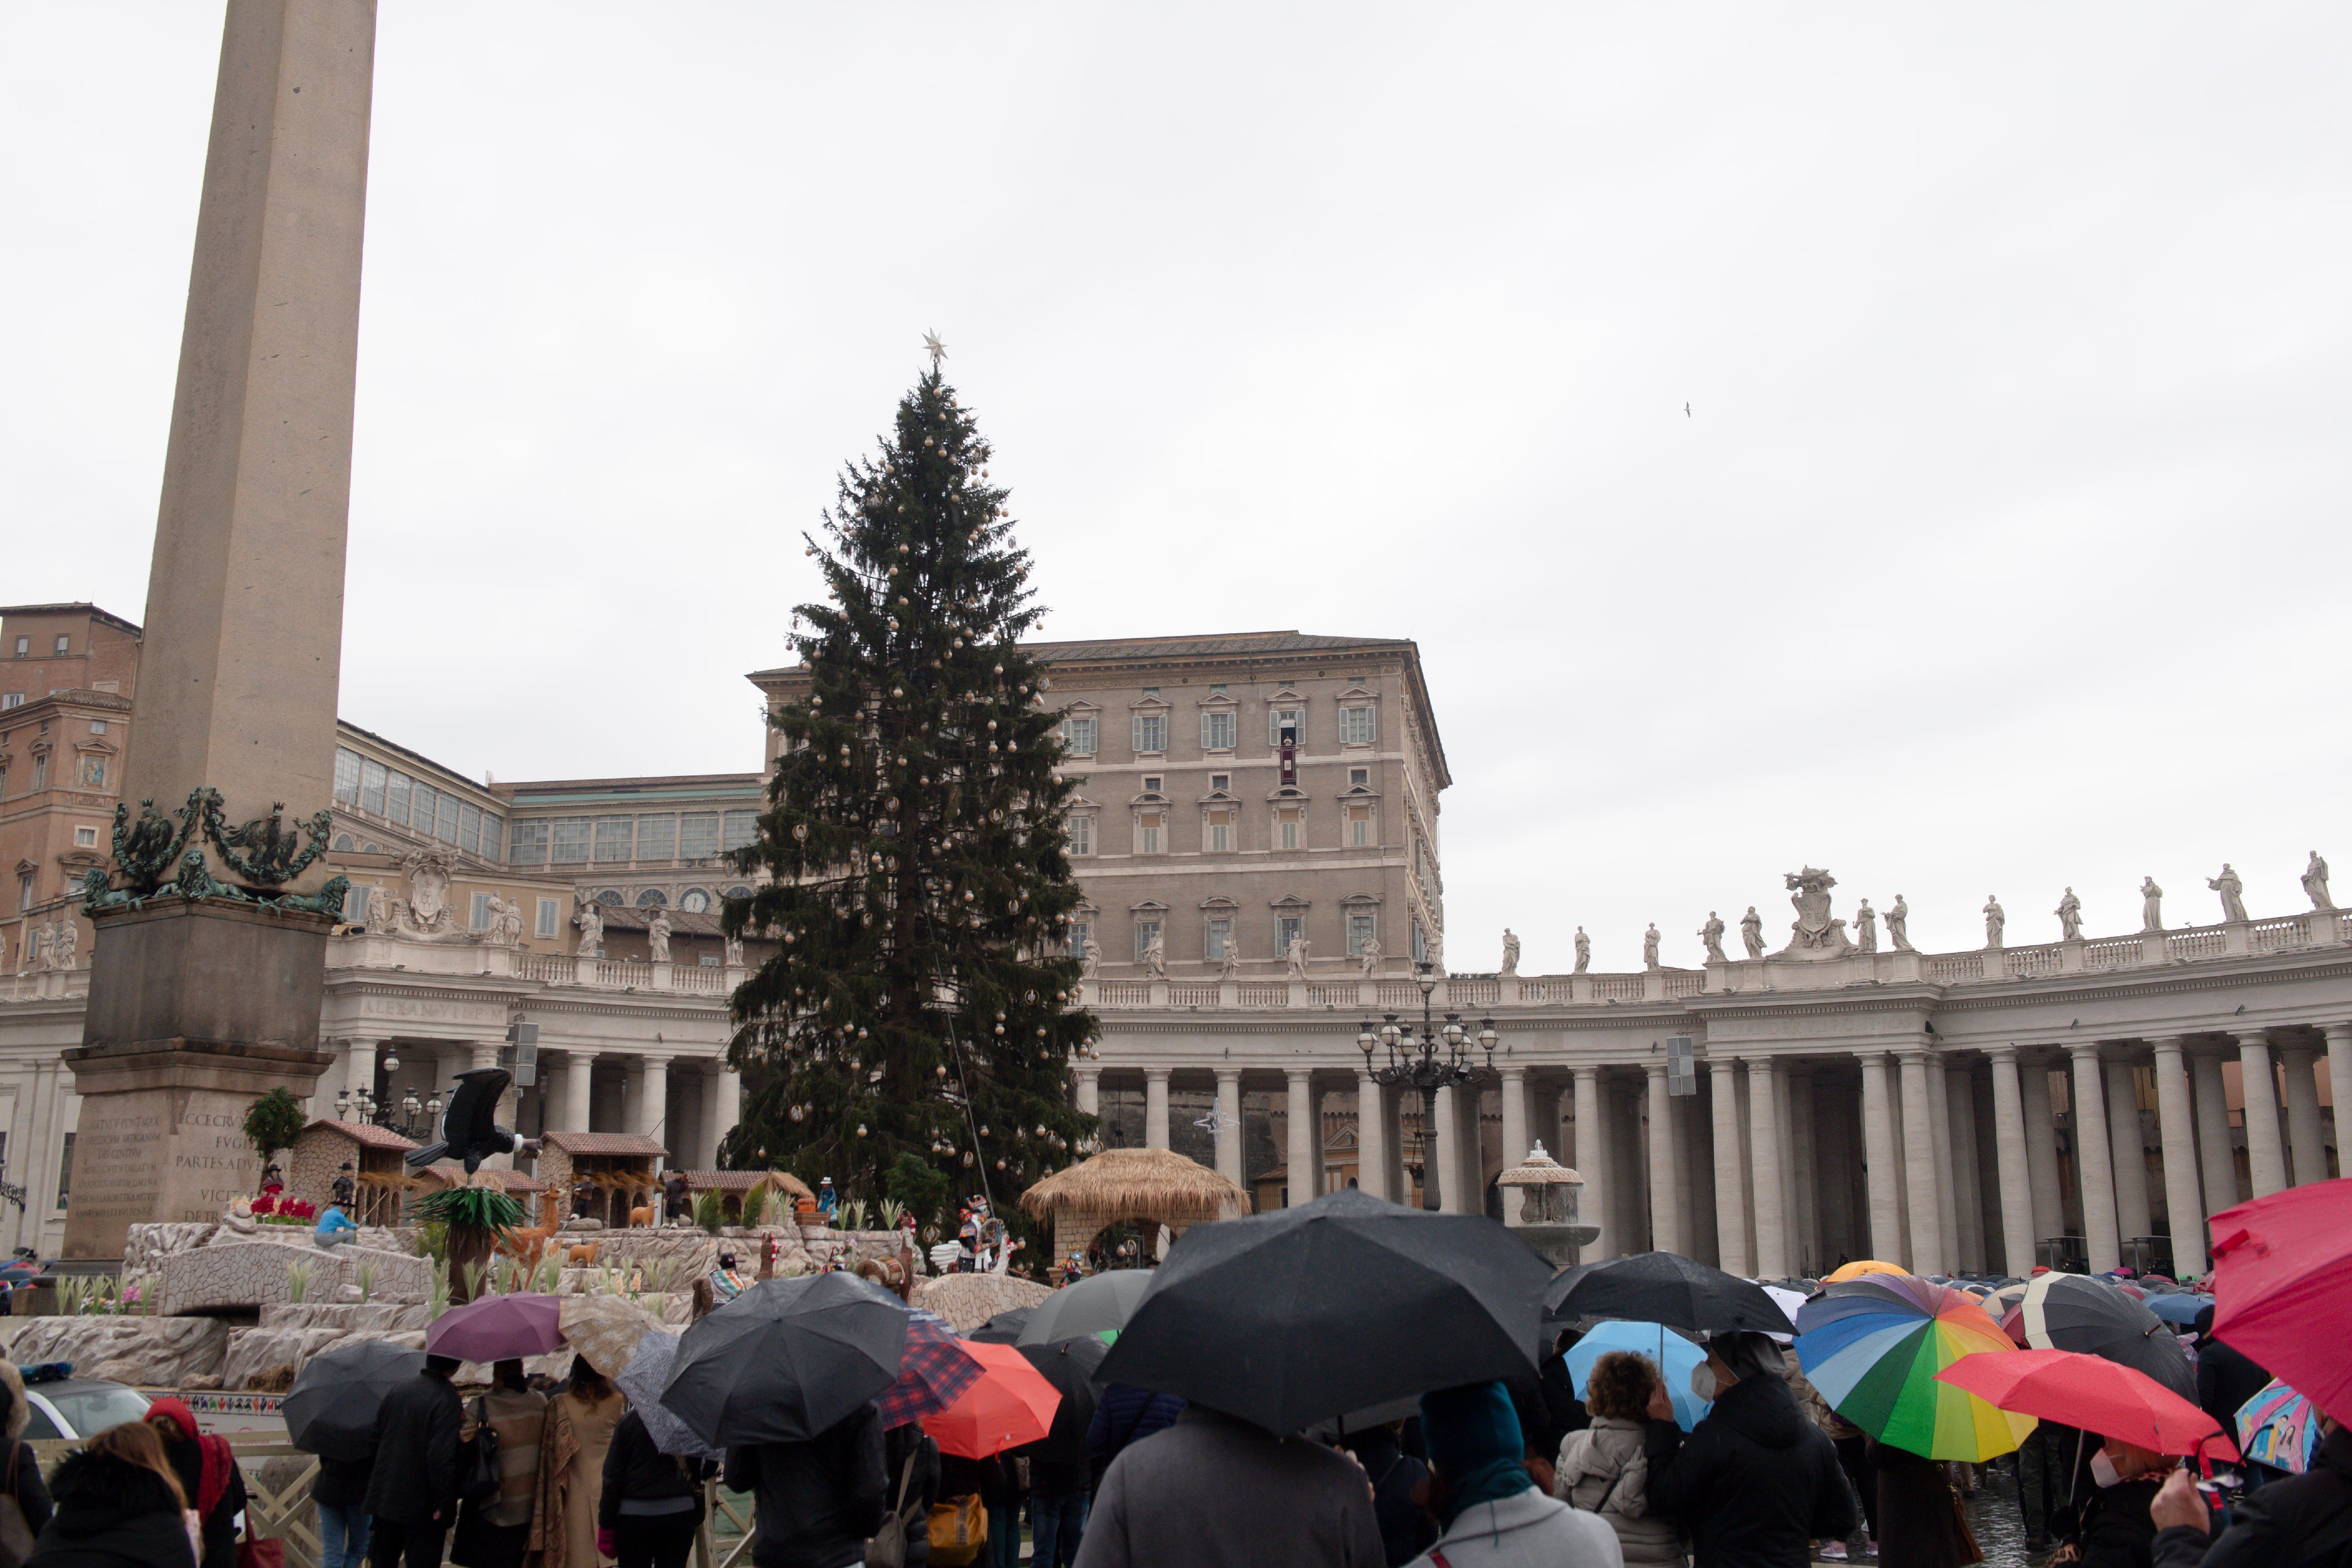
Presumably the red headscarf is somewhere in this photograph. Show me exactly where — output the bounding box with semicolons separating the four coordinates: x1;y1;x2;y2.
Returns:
147;1396;236;1515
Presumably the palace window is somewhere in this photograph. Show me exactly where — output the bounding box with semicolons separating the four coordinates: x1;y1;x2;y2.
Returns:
1061;716;1097;756
636;813;677;861
406;779;434;833
1132;714;1166;754
1277;805;1302;851
1205;918;1232;961
722;810;759;851
1067;921;1092;958
458;803;481;854
1067;814;1094;856
74;826;97;848
52;636;67;656
1340;705;1375;745
1210;773;1230;794
509;820;550;864
1276;914;1304;958
1205;808;1233;853
1201;711;1236;751
550;817;592;864
594;816;634;861
724;884;753;901
0;695;19;710
361;759;387;815
435;794;459;845
334;748;362;803
30;756;44;791
471;893;493;929
88;720;103;734
16;873;32;910
343;883;368;923
1348;909;1377;955
1136;811;1164;855
9;638;23;657
679;812;721;860
1141;776;1162;795
537;898;561;937
1269;707;1304;746
636;889;668;908
1133;919;1162;961
595;889;623;906
478;814;502;860
1349;767;1369;789
1346;804;1373;847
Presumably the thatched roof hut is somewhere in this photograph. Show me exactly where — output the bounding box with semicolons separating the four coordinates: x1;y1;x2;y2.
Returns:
1019;1147;1247;1264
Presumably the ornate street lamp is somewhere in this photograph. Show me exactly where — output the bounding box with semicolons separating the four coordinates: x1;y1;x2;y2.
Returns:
1360;960;1497;1212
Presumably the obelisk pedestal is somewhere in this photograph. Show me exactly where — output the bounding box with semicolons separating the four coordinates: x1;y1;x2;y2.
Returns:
64;0;376;1261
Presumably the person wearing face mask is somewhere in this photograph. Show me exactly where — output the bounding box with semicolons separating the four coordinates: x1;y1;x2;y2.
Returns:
1641;1332;1857;1568
2045;1439;2165;1568
2146;1412;2352;1568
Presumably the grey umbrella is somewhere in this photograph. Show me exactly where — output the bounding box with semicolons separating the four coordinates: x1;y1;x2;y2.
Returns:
1094;1188;1552;1434
969;1308;1033;1345
659;1272;910;1447
283;1338;424;1462
614;1331;721;1459
1017;1270;1154;1347
1016;1335;1108;1463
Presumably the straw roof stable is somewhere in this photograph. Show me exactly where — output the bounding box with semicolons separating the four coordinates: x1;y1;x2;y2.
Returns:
915;1272;1052;1333
1018;1147;1247;1230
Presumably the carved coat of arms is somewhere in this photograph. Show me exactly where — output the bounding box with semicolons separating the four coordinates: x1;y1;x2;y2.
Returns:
1780;866;1853;958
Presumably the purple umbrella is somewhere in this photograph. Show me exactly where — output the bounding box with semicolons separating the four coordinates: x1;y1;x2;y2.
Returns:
426;1291;565;1363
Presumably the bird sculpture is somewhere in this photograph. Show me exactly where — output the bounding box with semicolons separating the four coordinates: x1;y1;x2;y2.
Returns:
404;1066;539;1174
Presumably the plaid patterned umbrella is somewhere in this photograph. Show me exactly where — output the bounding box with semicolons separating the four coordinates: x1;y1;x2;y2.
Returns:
875;1309;985;1430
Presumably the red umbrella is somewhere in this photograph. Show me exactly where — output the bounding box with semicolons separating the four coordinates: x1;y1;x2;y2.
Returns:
921;1340;1061;1459
2209;1179;2352;1424
1935;1348;2239;1461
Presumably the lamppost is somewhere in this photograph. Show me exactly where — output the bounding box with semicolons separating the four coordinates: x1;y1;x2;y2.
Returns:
335;1083;443;1141
1360;961;1496;1212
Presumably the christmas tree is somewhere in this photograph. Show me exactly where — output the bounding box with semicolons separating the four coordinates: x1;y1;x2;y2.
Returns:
721;348;1099;1236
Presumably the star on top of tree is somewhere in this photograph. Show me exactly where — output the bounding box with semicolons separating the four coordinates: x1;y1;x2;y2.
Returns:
923;330;947;367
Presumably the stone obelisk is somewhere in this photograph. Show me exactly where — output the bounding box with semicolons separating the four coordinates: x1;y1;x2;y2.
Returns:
63;0;376;1261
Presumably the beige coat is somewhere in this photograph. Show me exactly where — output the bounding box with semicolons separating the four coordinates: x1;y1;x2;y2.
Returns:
528;1389;625;1568
1555;1417;1686;1567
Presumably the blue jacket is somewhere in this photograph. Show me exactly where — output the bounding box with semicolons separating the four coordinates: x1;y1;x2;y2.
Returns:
1087;1384;1186;1463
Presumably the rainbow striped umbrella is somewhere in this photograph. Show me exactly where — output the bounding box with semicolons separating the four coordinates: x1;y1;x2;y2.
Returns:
1796;1274;2037;1461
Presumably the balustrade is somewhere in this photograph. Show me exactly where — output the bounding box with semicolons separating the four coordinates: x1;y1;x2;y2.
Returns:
2004;945;2063;978
2168;929;2227;962
1449;978;1500;1007
1663;971;1705;997
1927;954;1984;984
2082;938;2141;971
1237;982;1289;1008
2252;916;2309;954
1594;975;1644;1001
1169;982;1221;1007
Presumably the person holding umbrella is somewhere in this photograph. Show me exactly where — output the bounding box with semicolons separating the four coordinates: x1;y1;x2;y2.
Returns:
363;1354;466;1568
2148;1413;2352;1568
284;1340;424;1568
595;1404;721;1568
313;1444;374;1568
1641;1332;1857;1568
721;1404;888;1568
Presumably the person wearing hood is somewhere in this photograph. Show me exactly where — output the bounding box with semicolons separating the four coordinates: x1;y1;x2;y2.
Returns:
144;1397;246;1568
0;1362;54;1540
26;1419;196;1568
1641;1331;1857;1568
1399;1382;1620;1568
1339;1420;1437;1568
2047;1437;2163;1568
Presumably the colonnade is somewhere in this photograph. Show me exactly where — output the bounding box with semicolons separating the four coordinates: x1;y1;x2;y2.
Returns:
1081;1022;2350;1278
321;1039;741;1171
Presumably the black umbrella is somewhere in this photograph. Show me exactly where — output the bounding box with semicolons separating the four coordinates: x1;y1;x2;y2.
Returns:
2018;1273;2196;1400
968;1308;1033;1345
283;1338;425;1462
1016;1336;1107;1463
1544;1251;1793;1336
1093;1188;1552;1434
660;1273;910;1446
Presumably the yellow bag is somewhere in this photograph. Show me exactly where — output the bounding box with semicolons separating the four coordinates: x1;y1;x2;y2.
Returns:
928;1493;987;1567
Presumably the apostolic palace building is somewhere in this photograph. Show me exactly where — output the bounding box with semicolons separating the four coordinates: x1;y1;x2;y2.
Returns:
2;602;2345;1279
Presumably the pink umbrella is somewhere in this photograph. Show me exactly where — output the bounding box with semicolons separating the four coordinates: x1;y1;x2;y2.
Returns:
426;1291;565;1363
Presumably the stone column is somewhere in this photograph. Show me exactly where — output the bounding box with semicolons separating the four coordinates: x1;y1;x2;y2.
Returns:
2105;1055;2153;1247
1947;1063;1986;1275
2279;1045;2327;1187
1858;1052;1903;1264
1456;1082;1486;1215
703;1066;740;1168
629;1053;672;1142
1074;1065;1101;1119
1353;1072;1384;1201
1286;1070;1317;1206
1432;1085;1463;1215
1985;1049;2039;1278
1573;1066;1610;1259
621;1056;647;1137
2020;1059;2065;1256
2236;1031;2288;1197
1789;1071;1819;1275
1924;1059;1960;1273
2328;1025;2352;1186
2191;1050;2237;1213
2148;1037;2206;1277
1642;1064;1679;1254
558;1053;595;1134
1897;1050;1947;1274
1496;1067;1533;1175
1144;1068;1171;1152
468;1041;517;1170
1673;1091;1705;1265
345;1040;378;1102
2068;1045;2121;1273
1705;1059;1744;1272
1217;1070;1246;1189
1746;1059;1789;1278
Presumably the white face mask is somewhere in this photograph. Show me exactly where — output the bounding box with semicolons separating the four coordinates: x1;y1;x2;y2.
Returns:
1689;1364;1718;1404
2089;1450;2124;1489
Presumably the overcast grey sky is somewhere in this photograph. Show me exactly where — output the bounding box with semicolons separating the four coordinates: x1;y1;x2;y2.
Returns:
7;7;2350;972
